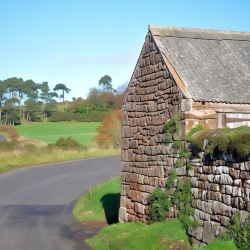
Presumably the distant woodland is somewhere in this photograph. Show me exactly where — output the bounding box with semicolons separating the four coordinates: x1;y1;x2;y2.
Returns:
0;75;126;125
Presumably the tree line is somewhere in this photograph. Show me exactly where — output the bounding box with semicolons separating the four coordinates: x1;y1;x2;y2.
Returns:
0;77;71;124
51;75;127;122
0;75;127;124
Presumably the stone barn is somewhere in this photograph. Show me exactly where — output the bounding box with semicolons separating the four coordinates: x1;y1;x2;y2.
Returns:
119;25;250;244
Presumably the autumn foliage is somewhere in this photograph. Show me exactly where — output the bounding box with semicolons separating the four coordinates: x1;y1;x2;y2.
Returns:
96;110;121;148
0;125;19;140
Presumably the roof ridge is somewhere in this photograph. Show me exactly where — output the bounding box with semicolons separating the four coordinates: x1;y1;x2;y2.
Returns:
149;25;250;42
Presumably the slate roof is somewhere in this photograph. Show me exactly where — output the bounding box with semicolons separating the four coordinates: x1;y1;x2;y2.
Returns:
149;25;250;104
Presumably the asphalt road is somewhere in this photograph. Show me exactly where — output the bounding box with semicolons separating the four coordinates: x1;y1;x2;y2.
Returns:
0;156;122;250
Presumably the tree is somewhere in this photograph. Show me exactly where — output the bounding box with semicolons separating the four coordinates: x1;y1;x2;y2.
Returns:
40;82;50;103
98;75;112;92
95;110;121;148
113;82;128;109
53;83;71;103
0;81;7;124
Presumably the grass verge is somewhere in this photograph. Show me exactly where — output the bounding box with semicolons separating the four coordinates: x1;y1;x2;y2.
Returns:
73;177;121;223
0;148;119;173
193;239;237;250
87;220;191;250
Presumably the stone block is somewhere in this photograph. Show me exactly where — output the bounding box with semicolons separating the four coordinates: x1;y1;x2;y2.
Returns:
222;194;231;206
220;216;230;226
119;207;128;222
215;166;229;174
225;185;233;195
240;171;249;180
214;174;233;185
188;226;203;241
234;179;241;186
176;166;187;176
232;187;241;197
194;209;210;221
208;174;214;182
202;221;220;243
229;168;240;179
134;203;145;214
240;210;249;224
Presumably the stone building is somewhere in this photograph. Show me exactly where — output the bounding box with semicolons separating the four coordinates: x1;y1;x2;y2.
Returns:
119;25;250;244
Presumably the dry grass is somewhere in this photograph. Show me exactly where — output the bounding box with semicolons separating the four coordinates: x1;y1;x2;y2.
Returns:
0;124;120;173
0;145;119;173
0;125;19;140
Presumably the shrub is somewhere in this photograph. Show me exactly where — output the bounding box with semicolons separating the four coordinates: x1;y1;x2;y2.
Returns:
23;144;39;153
55;137;84;150
149;187;171;222
172;140;182;150
173;179;197;230
0;125;19;140
180;148;191;158
0;140;20;151
166;170;176;190
164;113;181;144
95;110;121;149
175;159;183;168
49;111;106;122
164;113;180;134
165;133;173;143
186;162;193;170
224;211;250;249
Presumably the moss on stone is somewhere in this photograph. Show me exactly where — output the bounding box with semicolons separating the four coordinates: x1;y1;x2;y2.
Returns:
190;126;250;160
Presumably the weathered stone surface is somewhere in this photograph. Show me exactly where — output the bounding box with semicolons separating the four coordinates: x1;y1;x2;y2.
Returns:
202;222;219;243
176;166;187;176
214;174;233;185
119;207;127;222
188;160;250;244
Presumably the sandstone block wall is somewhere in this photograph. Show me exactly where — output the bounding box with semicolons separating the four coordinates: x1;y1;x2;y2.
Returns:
189;157;250;244
119;33;183;222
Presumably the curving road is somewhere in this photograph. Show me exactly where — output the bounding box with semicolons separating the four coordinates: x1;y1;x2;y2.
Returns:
0;156;122;250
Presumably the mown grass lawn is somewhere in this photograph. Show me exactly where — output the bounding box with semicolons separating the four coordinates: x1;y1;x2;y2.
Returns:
16;121;101;145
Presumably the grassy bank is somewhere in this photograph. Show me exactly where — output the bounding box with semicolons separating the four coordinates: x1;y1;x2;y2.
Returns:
73;177;121;223
73;177;237;250
87;220;191;250
0;147;119;173
16;121;101;145
194;239;237;250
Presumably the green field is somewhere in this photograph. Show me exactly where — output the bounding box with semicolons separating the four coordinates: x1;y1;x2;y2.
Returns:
16;122;101;145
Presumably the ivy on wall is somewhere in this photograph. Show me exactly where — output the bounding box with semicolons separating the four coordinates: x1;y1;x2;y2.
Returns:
149;113;196;230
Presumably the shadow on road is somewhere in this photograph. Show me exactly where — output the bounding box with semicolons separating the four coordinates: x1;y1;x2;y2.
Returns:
100;193;120;224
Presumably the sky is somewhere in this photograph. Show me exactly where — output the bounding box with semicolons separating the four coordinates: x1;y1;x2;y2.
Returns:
0;0;249;99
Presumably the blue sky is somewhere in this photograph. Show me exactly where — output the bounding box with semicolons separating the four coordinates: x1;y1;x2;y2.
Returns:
0;0;249;99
